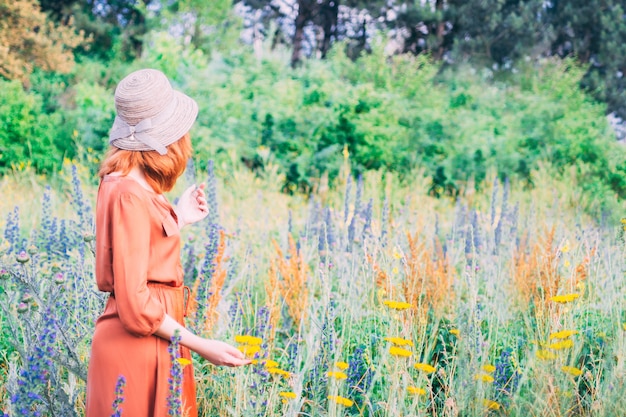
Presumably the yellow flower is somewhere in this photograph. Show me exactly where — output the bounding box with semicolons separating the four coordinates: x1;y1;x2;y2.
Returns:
392;267;399;274
482;365;496;373
550;293;580;303
176;358;192;367
383;300;412;310
414;363;436;373
407;386;426;395
389;346;412;357
392;248;403;259
263;359;279;368
623;323;626;331
334;361;349;370
564;260;570;267
549;330;578;340
327;371;348;380
342;144;350;159
561;240;570;253
328;395;353;407
235;335;263;345
279;391;297;399
548;339;574;350
238;344;261;357
535;349;557;360
449;329;460;336
483;399;501;410
267;367;290;377
384;337;414;346
561;366;583;376
474;373;495;383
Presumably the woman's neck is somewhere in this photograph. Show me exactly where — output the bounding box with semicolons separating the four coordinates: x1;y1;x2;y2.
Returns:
128;167;157;193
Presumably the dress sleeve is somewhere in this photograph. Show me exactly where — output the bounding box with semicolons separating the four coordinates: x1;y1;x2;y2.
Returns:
111;192;165;337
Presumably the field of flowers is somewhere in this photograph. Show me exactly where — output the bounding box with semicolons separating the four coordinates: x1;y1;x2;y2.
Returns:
1;157;625;417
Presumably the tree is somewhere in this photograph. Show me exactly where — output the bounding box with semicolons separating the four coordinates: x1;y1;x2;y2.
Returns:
547;0;626;118
0;0;85;83
39;0;156;60
447;0;549;65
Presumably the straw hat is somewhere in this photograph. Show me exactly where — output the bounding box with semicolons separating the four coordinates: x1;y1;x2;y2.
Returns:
109;69;198;155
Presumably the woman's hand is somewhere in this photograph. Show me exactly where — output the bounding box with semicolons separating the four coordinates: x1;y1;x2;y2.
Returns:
155;316;250;367
175;183;209;228
195;339;252;367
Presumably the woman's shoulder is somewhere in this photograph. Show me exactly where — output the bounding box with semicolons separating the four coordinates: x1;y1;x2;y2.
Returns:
100;175;154;201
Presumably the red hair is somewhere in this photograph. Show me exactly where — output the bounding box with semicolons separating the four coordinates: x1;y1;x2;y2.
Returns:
99;133;192;194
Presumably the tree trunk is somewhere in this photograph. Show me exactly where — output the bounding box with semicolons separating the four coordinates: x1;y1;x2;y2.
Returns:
435;0;445;59
319;0;339;59
291;1;308;67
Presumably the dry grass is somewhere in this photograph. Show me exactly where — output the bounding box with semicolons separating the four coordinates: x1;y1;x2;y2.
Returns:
272;234;309;327
402;231;455;320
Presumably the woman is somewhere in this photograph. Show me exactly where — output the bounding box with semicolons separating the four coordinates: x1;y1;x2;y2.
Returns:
86;69;250;417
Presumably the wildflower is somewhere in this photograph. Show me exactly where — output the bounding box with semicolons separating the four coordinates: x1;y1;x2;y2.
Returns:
474;373;494;383
279;391;297;399
0;240;10;253
263;359;279;368
17;303;29;313
238;344;261;357
384;337;414;346
483;399;500;410
550;293;580;303
449;329;460;336
327;371;348;380
0;269;9;280
389;346;412;357
549;330;578;339
407;386;426;395
176;358;192;367
83;232;95;242
334;361;349;370
560;240;570;253
414;363;436;373
392;267;399;274
328;395;353;407
383;300;412;310
110;375;126;417
623;323;626;331
482;365;496;373
235;335;263;345
167;331;184;415
54;273;65;285
267;368;290;377
26;245;37;255
561;366;583;376
392;248;403;259
50;262;62;273
16;251;30;264
548;339;574;350
21;293;33;304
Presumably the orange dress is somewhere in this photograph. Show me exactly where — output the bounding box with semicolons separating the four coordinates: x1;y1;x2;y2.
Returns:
86;175;197;417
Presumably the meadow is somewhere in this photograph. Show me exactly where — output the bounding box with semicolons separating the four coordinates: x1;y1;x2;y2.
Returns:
1;153;625;417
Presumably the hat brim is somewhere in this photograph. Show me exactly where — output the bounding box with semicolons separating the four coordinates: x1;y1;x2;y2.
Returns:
111;90;198;153
144;90;198;149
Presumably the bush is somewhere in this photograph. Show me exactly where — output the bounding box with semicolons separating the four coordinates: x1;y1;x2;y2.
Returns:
0;80;66;174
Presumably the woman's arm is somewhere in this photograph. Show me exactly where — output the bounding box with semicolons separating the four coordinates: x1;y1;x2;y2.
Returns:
154;315;251;367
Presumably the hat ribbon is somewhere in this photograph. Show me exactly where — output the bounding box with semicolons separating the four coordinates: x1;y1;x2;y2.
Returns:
109;117;168;155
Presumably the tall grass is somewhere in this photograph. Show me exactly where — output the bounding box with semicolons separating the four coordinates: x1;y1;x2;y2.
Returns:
1;158;625;416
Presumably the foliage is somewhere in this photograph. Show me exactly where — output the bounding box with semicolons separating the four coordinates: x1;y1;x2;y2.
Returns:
0;80;69;174
0;0;86;83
